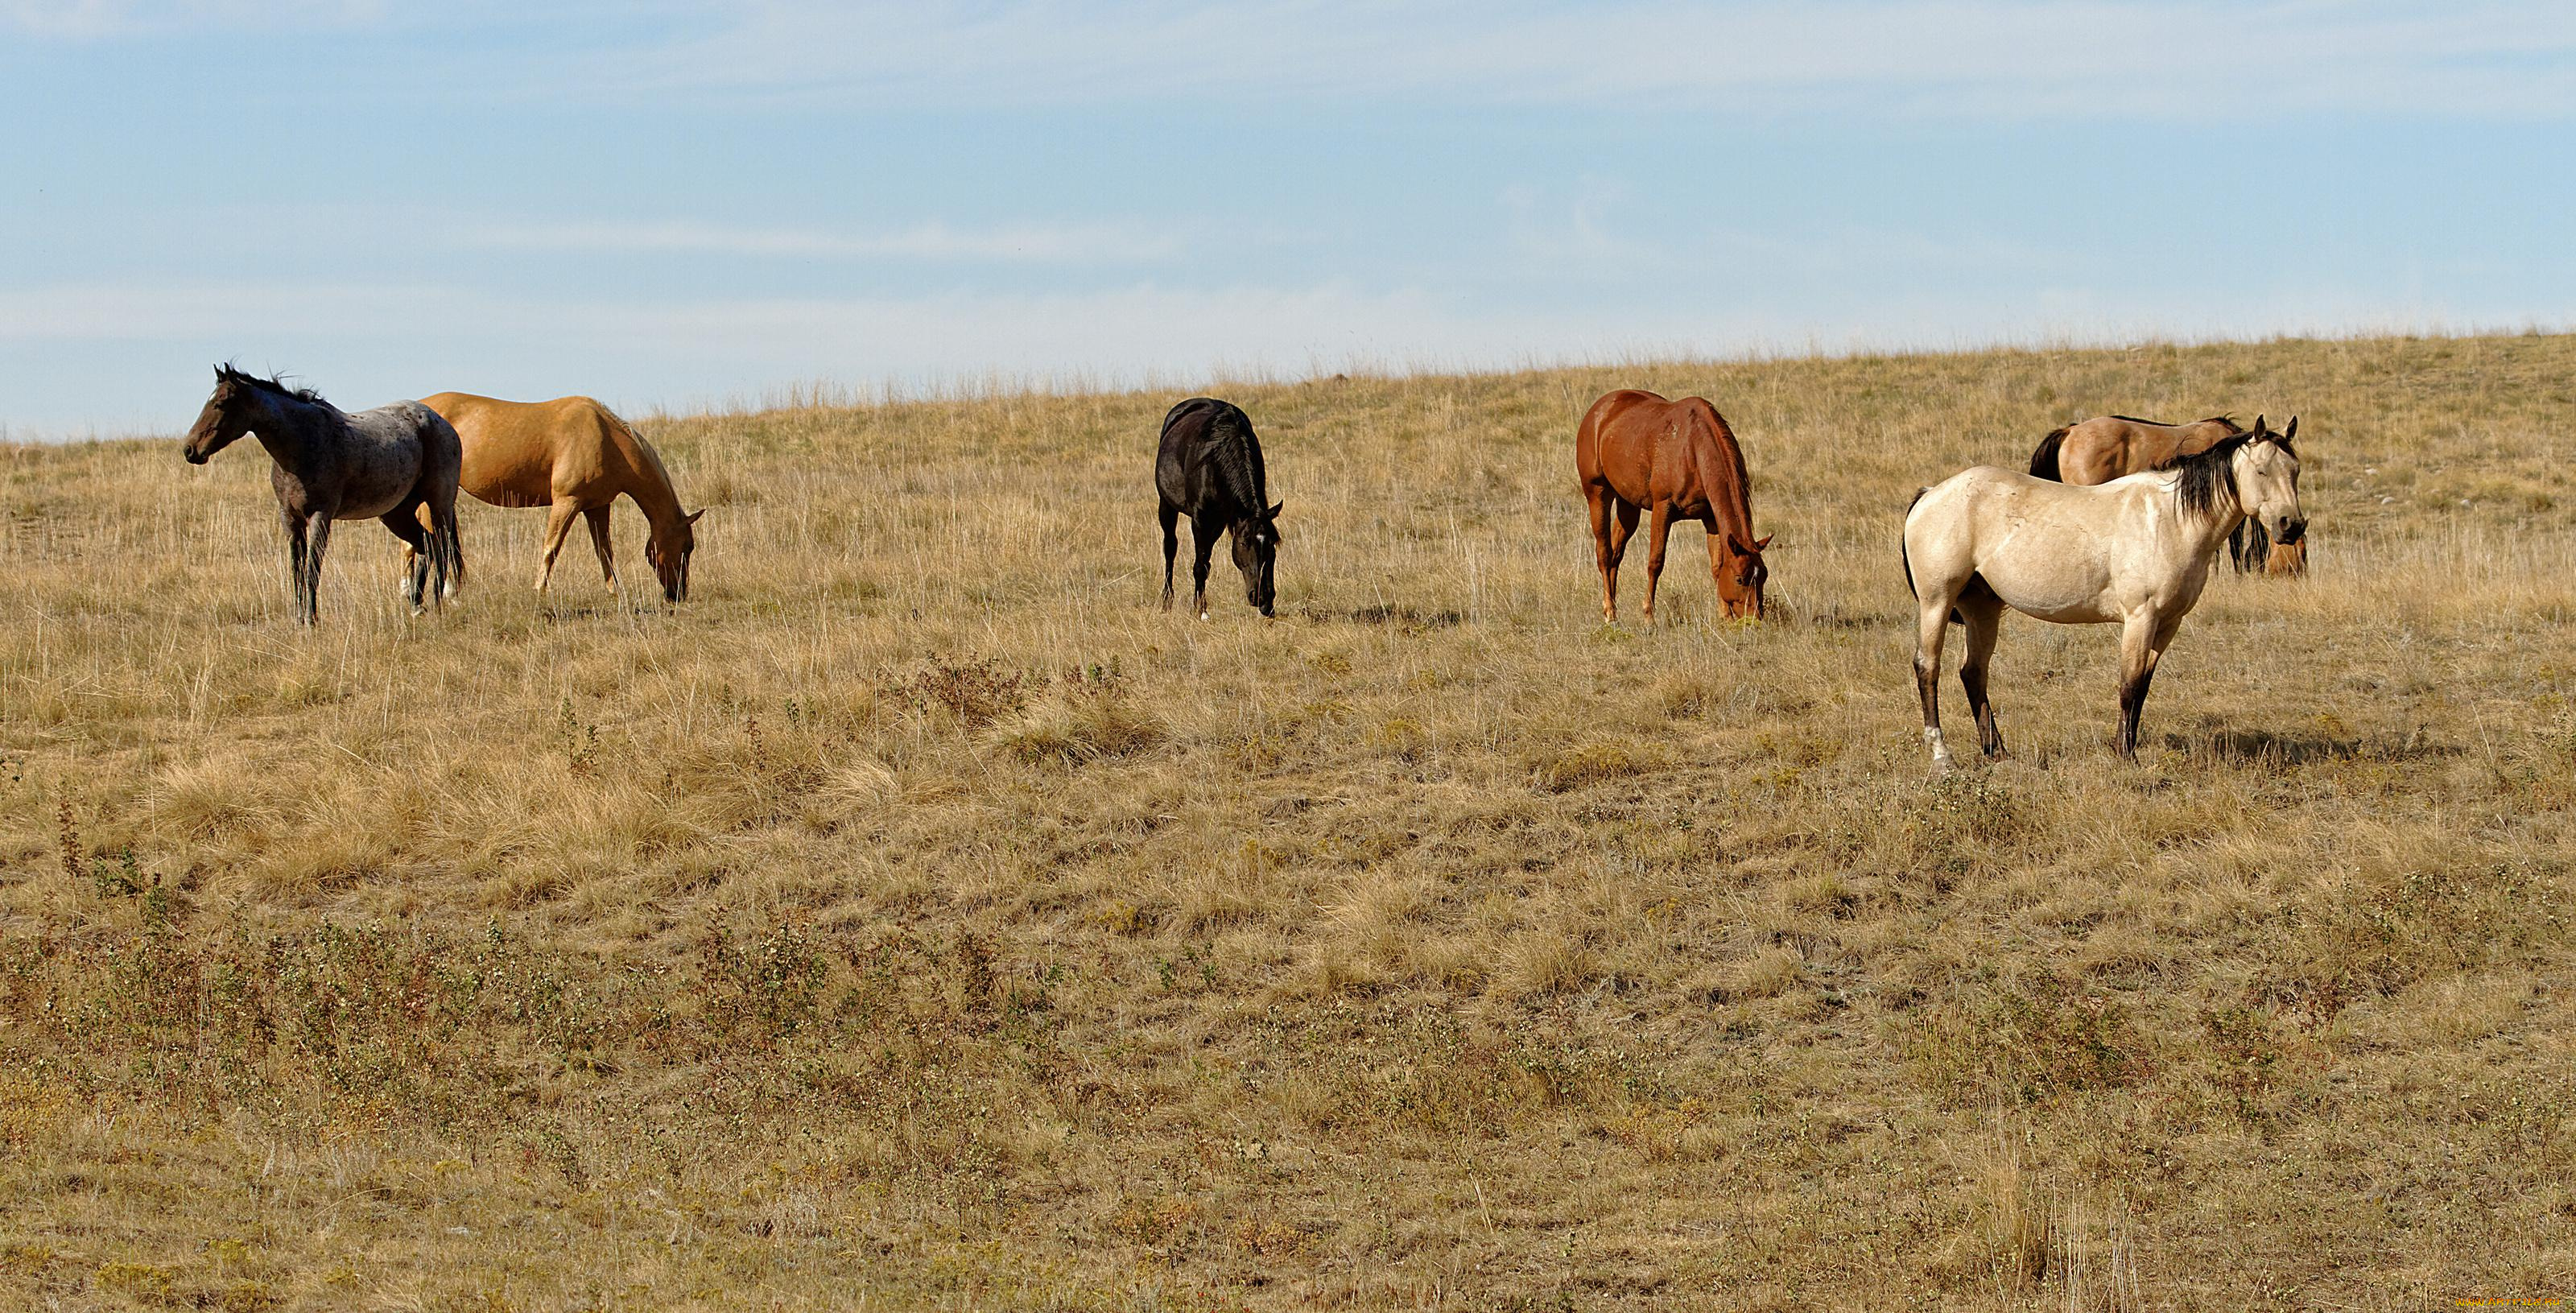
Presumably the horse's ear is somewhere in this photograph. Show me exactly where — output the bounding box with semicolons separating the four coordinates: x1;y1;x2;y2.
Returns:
2281;415;2297;447
686;509;706;526
2251;414;2268;436
1753;533;1773;551
1266;501;1282;520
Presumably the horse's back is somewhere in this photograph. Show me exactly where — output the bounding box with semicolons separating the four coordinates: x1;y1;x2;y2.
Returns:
1157;397;1260;511
1580;390;1745;514
425;391;628;509
2059;415;2236;485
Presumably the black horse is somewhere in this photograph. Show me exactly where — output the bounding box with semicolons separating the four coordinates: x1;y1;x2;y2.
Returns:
1155;398;1283;618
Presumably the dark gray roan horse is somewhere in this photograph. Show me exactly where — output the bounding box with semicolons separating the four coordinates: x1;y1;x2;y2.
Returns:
1156;397;1282;618
181;366;465;625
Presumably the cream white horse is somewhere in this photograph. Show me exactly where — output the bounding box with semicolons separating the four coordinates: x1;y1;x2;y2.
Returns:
1902;417;2305;770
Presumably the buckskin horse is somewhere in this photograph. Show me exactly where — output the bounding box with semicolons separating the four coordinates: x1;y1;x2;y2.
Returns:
180;366;464;625
2028;412;2306;576
1904;418;2306;770
1156;398;1282;619
1575;389;1769;623
418;393;704;601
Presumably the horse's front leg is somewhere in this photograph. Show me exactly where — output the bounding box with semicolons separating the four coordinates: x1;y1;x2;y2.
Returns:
281;506;309;620
301;512;332;626
1158;504;1180;611
1189;518;1220;621
1640;502;1674;625
1914;598;1956;774
2114;612;2164;762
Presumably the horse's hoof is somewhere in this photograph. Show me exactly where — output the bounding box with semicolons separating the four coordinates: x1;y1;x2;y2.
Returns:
1198;611;1210;621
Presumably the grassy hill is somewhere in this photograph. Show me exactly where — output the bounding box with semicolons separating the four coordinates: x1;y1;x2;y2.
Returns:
3;332;2573;1310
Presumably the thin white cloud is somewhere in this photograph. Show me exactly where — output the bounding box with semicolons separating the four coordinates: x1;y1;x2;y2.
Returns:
2;0;382;36
0;275;2535;436
561;1;2576;120
17;2;2574;118
456;217;1184;263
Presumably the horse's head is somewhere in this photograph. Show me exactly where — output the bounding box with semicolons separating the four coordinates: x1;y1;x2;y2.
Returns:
1716;532;1773;620
645;509;705;602
182;365;257;465
1231;501;1283;617
2234;415;2306;547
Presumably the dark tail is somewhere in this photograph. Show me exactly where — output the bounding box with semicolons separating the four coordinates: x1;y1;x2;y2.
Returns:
433;504;465;599
1901;486;1927;600
2027;427;2068;481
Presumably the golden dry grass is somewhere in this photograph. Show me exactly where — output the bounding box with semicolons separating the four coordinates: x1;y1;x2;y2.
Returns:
3;332;2574;1310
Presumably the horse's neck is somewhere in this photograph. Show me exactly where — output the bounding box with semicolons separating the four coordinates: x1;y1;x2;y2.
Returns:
613;444;688;536
1690;426;1753;536
245;393;322;469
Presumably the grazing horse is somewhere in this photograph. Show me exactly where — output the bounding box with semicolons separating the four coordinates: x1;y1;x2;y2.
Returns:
2025;413;2244;485
2029;412;2306;575
2228;518;2310;577
1903;417;2306;770
180;366;464;626
1156;398;1283;619
417;393;704;601
1575;389;1770;622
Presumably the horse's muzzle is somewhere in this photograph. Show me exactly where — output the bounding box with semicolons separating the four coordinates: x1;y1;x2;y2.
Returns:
184;449;208;465
2276;518;2308;545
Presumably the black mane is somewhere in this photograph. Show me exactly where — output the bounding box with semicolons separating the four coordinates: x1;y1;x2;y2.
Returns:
2157;431;2256;519
217;363;325;407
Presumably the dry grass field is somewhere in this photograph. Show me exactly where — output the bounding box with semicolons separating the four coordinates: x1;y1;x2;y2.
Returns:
4;332;2574;1310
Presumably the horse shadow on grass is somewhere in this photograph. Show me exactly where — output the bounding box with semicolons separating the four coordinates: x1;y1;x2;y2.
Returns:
1336;603;1466;633
2168;726;2460;766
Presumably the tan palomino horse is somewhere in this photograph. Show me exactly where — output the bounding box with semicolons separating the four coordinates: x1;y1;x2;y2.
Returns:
418;393;704;601
1904;419;2306;770
2029;412;2309;577
1575;389;1770;622
2026;413;2244;485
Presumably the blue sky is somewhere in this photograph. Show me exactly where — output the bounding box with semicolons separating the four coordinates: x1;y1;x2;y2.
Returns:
4;1;2574;437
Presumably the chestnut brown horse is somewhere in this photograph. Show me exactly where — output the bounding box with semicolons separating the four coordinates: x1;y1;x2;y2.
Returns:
1575;390;1769;622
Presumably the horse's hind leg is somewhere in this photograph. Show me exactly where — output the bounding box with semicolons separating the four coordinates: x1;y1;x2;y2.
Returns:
1640;502;1674;625
1957;593;2007;758
1914;595;1958;774
536;499;581;593
583;506;617;592
1158;504;1180;611
1600;497;1641;622
1584;485;1619;621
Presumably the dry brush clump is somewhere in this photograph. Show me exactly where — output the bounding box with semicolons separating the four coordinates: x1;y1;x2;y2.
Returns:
3;332;2574;1307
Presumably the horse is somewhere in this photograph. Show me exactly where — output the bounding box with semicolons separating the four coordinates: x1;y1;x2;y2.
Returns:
2025;413;2244;485
2029;412;2306;579
417;393;704;602
1575;389;1770;623
1155;398;1282;619
180;365;464;626
1902;416;2305;770
2228;518;2310;577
